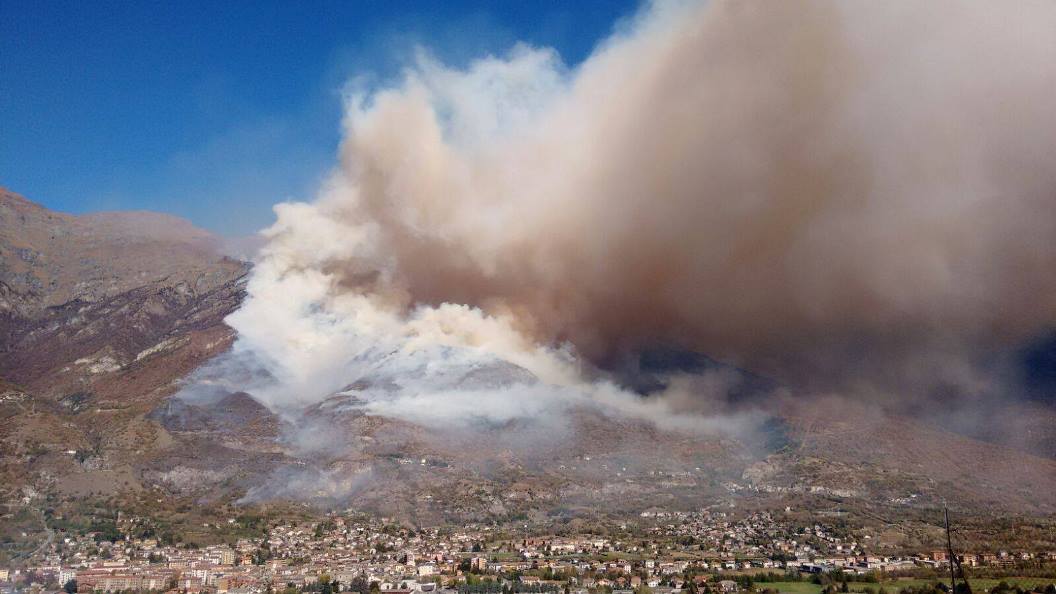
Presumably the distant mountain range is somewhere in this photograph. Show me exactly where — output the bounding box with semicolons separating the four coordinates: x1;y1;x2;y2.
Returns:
2;188;1055;531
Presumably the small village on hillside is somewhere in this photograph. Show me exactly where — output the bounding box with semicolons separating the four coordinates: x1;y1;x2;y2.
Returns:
3;509;1054;594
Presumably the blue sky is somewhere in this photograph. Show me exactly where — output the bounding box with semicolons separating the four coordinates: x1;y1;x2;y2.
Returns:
0;0;638;235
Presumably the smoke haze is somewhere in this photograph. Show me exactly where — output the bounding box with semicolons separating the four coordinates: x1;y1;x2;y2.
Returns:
187;0;1056;436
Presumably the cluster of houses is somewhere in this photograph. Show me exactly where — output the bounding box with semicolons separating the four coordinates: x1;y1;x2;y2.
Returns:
3;511;1055;594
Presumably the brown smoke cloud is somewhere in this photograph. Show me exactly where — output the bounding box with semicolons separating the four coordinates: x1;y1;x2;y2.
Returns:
259;0;1056;397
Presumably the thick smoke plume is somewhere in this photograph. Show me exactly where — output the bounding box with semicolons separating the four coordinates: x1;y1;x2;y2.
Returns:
208;0;1056;431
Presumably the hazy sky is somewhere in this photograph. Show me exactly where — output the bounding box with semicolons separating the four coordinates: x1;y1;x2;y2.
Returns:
0;0;636;235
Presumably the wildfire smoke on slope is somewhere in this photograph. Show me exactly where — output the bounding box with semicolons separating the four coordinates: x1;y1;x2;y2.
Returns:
185;0;1056;439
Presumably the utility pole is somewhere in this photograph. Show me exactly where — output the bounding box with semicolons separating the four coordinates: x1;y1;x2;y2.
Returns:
945;506;972;594
945;507;957;594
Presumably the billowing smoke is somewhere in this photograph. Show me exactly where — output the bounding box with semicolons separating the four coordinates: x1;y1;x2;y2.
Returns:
239;465;374;505
191;0;1056;441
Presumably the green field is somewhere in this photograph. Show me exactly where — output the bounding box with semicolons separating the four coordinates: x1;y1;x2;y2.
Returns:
881;578;1056;592
765;582;824;594
763;578;1056;594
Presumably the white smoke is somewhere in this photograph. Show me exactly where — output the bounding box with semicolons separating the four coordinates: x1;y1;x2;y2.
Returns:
185;0;1056;439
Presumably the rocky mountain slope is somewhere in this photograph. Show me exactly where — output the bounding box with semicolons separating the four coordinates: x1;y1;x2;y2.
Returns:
2;189;1055;532
0;188;249;502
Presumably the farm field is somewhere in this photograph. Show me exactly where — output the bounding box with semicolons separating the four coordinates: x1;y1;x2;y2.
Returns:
765;582;825;594
880;578;1056;591
764;578;1056;594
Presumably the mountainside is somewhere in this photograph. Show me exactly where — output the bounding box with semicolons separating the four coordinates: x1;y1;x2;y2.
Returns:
0;189;242;317
1;190;1055;541
0;189;249;503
